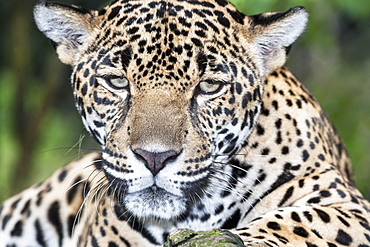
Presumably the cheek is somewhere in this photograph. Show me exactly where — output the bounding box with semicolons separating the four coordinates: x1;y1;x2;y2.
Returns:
75;85;127;145
201;90;262;157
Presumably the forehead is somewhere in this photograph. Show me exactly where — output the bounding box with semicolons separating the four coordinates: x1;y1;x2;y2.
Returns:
98;0;245;27
82;0;248;92
91;0;245;51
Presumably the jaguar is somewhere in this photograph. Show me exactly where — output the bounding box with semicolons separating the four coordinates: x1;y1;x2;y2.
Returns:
1;0;369;246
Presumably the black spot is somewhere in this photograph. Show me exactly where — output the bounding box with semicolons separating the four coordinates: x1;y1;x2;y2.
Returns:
235;83;242;95
221;209;240;229
319;190;331;198
272;100;278;110
318;154;325;161
281;146;289;155
256;124;265;135
196;52;207;77
76;62;84;71
227;8;245;24
191;37;202;47
215;0;228;6
296;140;306;150
187;0;215;8
273;233;289;245
35;219;47;247
81;84;88;96
108;242;119;247
275;214;283;219
67;177;81;204
307;197;321;204
303;211;313;222
313;208;330;223
302;150;309;161
10;220;23;236
229;61;237;77
67;215;76;237
254;172;266;185
94;120;105;128
114;204;126;221
298;179;304;188
121;47;132;71
130;34;141;42
215;204;224;215
83;68;89;78
10;199;20;209
128;26;139;34
48;201;63;246
195;29;206;38
91;236;99;247
58;169;67;182
337;215;350;227
278;186;294;207
335;229;352;246
275;118;282;129
126;16;137;25
291;212;301;222
111;225;118;235
20;200;31;216
261;148;270;155
267;221;281;230
241;92;252;108
311;229;323;239
293;226;309;238
108;6;122;20
200;213;211;222
214;10;230;28
100;226;106;237
306;242;318;247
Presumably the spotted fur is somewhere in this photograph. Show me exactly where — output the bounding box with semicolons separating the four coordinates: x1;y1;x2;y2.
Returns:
1;0;369;246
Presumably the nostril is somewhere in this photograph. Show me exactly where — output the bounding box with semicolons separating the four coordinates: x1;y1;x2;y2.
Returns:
133;148;179;176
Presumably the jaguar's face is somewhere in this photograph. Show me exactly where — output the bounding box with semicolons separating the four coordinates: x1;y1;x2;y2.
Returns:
72;7;263;221
34;0;307;220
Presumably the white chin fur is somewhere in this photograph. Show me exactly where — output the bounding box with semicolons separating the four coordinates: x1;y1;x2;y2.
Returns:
124;187;187;220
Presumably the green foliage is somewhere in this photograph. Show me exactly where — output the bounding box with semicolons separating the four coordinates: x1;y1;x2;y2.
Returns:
0;0;369;202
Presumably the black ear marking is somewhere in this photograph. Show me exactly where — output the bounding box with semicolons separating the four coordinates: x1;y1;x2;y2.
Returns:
38;1;91;15
250;7;306;27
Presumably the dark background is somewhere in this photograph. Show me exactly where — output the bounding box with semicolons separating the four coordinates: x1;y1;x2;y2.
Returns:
0;0;369;202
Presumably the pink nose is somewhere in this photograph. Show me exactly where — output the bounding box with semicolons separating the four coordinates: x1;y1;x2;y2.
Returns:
133;148;179;176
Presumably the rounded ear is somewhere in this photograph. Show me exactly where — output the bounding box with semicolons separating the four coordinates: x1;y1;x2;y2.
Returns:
34;1;97;65
246;7;308;75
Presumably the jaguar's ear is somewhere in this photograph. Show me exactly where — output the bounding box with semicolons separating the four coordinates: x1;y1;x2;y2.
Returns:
246;7;308;75
34;1;97;65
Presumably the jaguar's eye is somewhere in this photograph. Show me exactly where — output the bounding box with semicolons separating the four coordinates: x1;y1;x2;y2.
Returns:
199;80;222;94
107;76;129;89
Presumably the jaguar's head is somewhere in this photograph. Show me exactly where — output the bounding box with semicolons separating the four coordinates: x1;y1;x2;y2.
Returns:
34;0;307;221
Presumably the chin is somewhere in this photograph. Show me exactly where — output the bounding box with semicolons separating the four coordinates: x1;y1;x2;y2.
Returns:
123;186;189;221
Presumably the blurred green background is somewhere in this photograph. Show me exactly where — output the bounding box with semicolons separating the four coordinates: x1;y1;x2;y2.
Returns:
0;0;369;203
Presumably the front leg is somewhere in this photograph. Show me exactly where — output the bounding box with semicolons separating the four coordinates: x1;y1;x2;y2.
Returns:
166;203;370;247
233;203;370;247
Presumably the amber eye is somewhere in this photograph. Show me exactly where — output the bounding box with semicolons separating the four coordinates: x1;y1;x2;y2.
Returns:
107;76;129;89
199;80;222;94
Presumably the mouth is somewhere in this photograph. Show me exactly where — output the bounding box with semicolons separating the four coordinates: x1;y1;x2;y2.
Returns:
101;158;210;221
123;185;188;220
